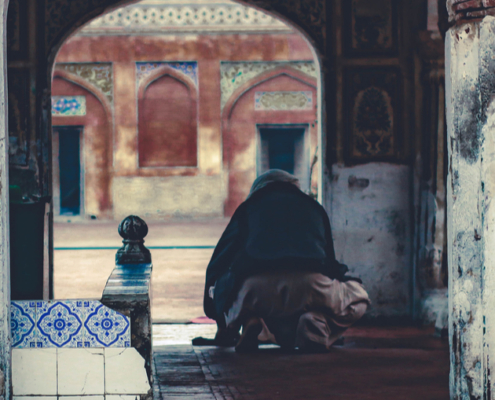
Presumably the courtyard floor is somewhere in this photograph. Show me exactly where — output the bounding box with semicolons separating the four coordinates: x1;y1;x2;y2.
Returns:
54;219;228;322
152;324;450;400
55;221;450;399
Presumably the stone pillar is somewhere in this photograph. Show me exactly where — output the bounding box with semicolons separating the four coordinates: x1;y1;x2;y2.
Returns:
446;2;495;396
0;1;12;399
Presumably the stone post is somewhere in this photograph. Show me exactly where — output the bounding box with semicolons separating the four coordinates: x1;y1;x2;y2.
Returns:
115;215;151;265
102;215;153;400
446;4;495;397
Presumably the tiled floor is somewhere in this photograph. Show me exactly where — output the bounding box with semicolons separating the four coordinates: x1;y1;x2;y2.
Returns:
153;326;450;400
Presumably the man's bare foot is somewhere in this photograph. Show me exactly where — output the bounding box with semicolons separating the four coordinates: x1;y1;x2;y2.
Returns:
235;317;263;353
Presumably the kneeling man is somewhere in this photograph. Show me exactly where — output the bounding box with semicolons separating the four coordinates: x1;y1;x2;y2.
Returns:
203;170;370;353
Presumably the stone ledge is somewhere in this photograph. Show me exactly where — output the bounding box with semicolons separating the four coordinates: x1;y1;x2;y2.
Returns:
449;0;495;23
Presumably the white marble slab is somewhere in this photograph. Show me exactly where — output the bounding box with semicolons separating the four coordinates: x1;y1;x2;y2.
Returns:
58;349;105;395
12;349;57;395
105;348;150;394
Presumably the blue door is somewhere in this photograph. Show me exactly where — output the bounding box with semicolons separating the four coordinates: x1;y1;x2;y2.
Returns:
57;127;82;215
259;127;305;175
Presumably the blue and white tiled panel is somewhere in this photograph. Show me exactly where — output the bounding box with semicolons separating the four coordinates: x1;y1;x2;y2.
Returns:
52;96;87;116
11;300;131;349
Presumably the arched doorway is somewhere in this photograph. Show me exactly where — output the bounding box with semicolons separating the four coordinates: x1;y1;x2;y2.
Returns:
0;1;456;399
47;0;326;323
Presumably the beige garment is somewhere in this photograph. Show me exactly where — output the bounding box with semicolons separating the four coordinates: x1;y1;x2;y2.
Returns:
225;271;370;350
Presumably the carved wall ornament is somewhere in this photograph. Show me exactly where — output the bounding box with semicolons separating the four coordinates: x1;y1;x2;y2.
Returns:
353;87;394;157
55;63;114;104
243;0;326;54
77;2;291;35
343;0;398;56
220;61;317;109
254;91;313;110
136;62;198;86
344;68;401;162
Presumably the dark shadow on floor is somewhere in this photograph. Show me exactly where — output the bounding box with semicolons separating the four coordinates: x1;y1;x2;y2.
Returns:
153;326;449;400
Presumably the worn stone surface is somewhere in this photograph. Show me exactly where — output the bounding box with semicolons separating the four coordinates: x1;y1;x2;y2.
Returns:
329;163;412;317
0;2;11;399
448;0;495;23
446;16;495;398
153;327;449;400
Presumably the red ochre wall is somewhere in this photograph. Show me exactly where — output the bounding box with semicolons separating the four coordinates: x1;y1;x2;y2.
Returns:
54;33;315;219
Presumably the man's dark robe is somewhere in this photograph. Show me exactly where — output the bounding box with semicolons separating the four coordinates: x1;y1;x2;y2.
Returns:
203;181;348;325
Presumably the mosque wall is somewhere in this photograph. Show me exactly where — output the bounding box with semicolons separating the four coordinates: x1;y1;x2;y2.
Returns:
52;32;317;220
3;0;450;323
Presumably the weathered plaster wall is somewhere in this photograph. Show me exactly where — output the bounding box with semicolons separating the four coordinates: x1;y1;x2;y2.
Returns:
329;163;412;317
446;16;495;398
54;33;315;219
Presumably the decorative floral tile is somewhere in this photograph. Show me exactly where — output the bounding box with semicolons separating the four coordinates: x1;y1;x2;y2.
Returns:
84;301;130;348
36;301;84;348
11;300;131;348
254;91;313;111
11;301;37;348
51;96;86;116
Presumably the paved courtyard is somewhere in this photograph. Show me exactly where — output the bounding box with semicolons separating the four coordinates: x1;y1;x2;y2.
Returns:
54;219;228;322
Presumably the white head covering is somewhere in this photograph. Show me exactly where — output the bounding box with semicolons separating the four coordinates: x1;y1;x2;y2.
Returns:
247;169;300;199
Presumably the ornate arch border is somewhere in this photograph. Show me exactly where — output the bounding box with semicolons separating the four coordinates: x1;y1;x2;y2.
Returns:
52;69;114;128
137;65;198;103
222;65;317;124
